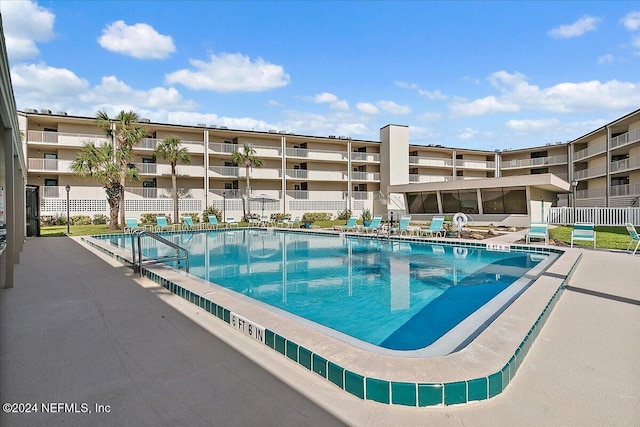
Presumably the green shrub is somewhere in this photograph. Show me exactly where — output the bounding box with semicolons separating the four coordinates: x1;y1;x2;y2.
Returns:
270;213;287;222
140;213;172;224
182;212;201;223
360;208;372;222
40;214;67;226
302;212;333;222
92;214;108;225
70;215;92;225
337;209;352;221
202;206;222;221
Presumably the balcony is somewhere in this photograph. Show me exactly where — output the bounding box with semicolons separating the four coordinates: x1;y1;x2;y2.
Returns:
285;147;348;162
501;155;568;169
209;165;239;177
27;130;109;147
610;183;640;197
576;187;606;199
409;175;453;183
408;156;453;167
28;158;74;173
574;142;606;161
125;187;205;199
209;189;244;199
285;190;346;200
351;171;380;181
285;169;347;181
351;152;380;162
455;159;496;170
137;138;205;154
574;165;607;180
208;142;238;154
610;155;640;174
610;127;640;150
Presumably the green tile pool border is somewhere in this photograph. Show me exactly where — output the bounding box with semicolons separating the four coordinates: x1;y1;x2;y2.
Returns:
81;233;581;407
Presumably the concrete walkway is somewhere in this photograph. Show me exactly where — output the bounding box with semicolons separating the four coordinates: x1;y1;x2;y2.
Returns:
1;236;639;426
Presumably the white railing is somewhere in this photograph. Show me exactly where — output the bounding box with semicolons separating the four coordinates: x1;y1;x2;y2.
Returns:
285;147;348;161
237;167;282;179
28;130;109;147
610;183;640;197
409;156;453;167
610;127;640;149
574;165;606;180
351;171;380;181
351;152;380;162
131;162;158;174
209;165;239;177
252;145;282;157
209;189;244;199
548;207;640;225
286;190;309;199
352;191;371;200
455;159;496;169
574;142;606;161
286;190;347;200
576;188;606;199
28;158;74;172
501;155;568;169
208;142;238;153
409;174;453;183
285;169;346;180
610;155;640;174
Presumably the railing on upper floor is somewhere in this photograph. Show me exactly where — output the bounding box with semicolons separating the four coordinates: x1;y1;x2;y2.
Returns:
408;156;453;167
454;159;496;169
547;207;640;225
573;165;607;180
610;127;640;150
574;142;606;161
500;155;567;169
610;155;640;174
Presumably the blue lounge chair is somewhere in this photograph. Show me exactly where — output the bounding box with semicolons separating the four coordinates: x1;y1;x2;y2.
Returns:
207;215;219;229
155;216;173;232
526;222;549;245
625;223;639;255
392;216;412;236
359;215;383;234
422;216;444;238
182;216;198;230
124;217;142;233
335;216;358;232
226;217;239;228
571;222;596;249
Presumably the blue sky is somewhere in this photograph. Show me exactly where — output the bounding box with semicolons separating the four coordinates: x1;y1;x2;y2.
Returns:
1;1;639;149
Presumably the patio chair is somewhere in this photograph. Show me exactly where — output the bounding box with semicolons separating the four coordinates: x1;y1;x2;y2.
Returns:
571;222;596;249
207;215;220;229
421;216;445;238
182;216;199;230
260;216;271;227
391;216;412;236
155;216;173;232
526;222;549;245
625;223;640;255
124;217;142;233
358;215;383;234
335;216;358;232
226;217;239;228
277;217;290;228
289;217;301;228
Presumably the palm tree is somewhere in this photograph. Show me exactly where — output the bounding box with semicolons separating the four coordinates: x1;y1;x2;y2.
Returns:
231;144;263;216
96;110;146;227
154;136;191;224
71;142;140;230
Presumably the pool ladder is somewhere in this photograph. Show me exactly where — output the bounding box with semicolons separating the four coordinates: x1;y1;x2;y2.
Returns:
130;229;190;276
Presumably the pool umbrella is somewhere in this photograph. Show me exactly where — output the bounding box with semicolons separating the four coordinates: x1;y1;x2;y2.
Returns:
250;193;278;218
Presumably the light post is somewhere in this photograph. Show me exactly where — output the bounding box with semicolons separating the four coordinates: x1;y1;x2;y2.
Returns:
65;185;71;234
222;191;226;224
571;178;578;223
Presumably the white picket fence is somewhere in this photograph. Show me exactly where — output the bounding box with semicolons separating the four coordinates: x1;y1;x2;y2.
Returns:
548;207;640;226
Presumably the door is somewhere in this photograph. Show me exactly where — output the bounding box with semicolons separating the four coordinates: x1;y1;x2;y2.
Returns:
26;185;40;237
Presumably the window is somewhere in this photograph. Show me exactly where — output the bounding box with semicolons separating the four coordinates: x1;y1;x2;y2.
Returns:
44;153;57;159
142;157;155;164
406;192;438;214
531;168;548;174
143;179;157;188
481;188;504;214
531;150;547;159
611;177;629;186
481;187;527;214
44;178;58;186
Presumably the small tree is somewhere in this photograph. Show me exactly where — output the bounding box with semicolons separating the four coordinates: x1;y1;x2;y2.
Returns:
231;144;263;216
154;136;191;224
71;142;140;230
96;110;146;227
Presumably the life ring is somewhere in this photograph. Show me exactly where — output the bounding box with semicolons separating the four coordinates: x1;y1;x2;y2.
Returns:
453;246;468;258
452;212;468;228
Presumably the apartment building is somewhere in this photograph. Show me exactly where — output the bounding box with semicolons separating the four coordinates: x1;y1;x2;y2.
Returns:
18;108;640;228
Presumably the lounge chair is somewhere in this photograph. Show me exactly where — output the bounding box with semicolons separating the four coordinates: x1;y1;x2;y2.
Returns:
182;216;200;230
124;217;142;233
207;215;220;229
526;222;549;245
226;217;239;228
571;222;596;249
422;216;445;238
260;216;271;227
277;217;290;228
391;216;412;236
155;216;175;232
289;217;301;228
358;215;383;234
335;216;358;232
625;223;640;255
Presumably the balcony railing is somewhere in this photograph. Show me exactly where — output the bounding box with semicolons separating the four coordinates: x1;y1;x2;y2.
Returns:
209;165;239;177
28;158;75;172
27;130;109;147
285;148;348;162
209;189;244;199
351;171;380;181
208;142;238;154
576;188;606;199
351;152;380;162
610;127;640;150
610;155;640;174
351;191;371;200
409;175;454;183
131;162;158;174
285;169;347;180
610;183;640;197
286;190;309;199
408;156;453;167
574;165;607;180
574;142;606;161
455;159;496;169
501;155;568;169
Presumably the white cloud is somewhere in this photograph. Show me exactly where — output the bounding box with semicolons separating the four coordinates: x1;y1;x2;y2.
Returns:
166;53;290;92
621;11;640;31
1;0;55;60
98;20;176;59
418;89;448;101
310;92;339;103
598;54;615;64
166;111;275;131
417;112;443;122
11;63;88;96
548;15;601;39
457;128;479;140
505;118;560;131
330;100;350;111
394;81;418;90
450;70;640;116
357;102;379;114
376;100;411;115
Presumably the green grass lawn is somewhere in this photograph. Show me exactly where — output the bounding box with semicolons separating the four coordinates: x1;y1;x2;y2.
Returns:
40;224;125;237
549;225;633;250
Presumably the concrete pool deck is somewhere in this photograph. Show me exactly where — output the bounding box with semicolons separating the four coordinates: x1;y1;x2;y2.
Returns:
1;235;639;426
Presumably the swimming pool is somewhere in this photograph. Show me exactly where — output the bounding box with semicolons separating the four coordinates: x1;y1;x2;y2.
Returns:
98;229;556;356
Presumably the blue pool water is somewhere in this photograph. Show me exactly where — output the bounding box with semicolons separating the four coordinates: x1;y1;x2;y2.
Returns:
99;229;552;353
